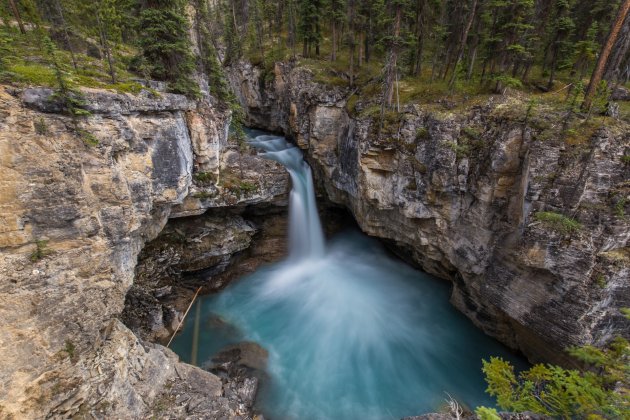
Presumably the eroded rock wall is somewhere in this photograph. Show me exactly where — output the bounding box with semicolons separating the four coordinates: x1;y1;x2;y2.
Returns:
227;60;630;364
0;85;287;419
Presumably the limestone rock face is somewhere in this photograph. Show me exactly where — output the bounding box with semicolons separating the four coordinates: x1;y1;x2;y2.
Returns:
0;86;286;419
227;61;630;364
121;206;288;343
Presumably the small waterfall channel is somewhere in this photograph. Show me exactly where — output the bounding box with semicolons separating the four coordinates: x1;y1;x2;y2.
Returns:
171;130;527;419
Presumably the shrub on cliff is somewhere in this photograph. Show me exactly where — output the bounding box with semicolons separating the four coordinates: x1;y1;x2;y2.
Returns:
481;320;629;419
534;211;582;235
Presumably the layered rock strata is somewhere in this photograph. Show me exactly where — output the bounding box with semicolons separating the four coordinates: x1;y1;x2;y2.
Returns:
0;85;288;418
227;60;630;364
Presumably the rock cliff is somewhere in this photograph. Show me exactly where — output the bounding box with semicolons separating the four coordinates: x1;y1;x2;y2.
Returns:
227;60;630;364
0;85;288;418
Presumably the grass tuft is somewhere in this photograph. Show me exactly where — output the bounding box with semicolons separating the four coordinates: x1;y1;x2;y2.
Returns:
534;211;582;235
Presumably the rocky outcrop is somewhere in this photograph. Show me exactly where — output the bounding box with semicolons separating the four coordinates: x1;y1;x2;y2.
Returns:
227;60;630;364
0;85;288;418
122;206;288;343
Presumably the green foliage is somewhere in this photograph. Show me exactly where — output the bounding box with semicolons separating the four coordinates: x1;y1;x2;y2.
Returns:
482;338;629;419
33;117;49;136
64;339;76;359
76;129;99;147
221;178;258;196
193;172;216;185
446;141;471;159
622;155;630;165
534;211;582;235
493;75;523;92
595;274;607;289
137;4;199;98
42;36;92;117
297;0;322;57
416;127;429;140
8;63;57;86
462;126;481;140
590;81;612;116
30;240;52;262
613;196;627;218
475;406;501;420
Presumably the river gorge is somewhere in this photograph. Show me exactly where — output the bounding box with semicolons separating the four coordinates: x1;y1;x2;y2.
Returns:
0;58;628;419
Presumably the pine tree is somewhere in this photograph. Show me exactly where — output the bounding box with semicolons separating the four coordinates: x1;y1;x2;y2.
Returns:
482;336;629;419
298;0;321;57
544;0;575;90
137;0;198;97
583;0;630;110
448;0;478;90
8;0;26;34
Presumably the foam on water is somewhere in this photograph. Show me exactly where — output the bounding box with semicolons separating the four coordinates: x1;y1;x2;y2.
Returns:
171;130;526;420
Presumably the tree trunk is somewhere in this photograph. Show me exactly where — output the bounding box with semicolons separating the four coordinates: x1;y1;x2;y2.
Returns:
315;12;320;56
365;10;371;63
288;0;296;57
385;4;402;107
448;0;478;90
53;0;78;71
8;0;26;34
358;31;363;68
411;0;425;76
522;61;533;82
466;44;477;80
546;31;560;90
96;4;116;83
466;2;483;81
583;0;630;111
348;0;355;86
603;14;630;83
194;2;206;74
331;20;337;61
430;0;447;82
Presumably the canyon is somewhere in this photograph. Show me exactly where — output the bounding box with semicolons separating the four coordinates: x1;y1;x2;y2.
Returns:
226;60;629;366
0;57;628;418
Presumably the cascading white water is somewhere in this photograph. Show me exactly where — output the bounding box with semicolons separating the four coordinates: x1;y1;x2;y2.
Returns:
248;134;324;259
171;129;527;420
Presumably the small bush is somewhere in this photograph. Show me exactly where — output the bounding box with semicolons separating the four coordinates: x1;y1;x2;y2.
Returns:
622;155;630;165
30;240;52;262
416;127;429;140
222;178;258;196
64;340;76;359
446;141;471;159
34;118;49;136
534;211;582;234
493;75;523;92
482;337;629;419
595;274;607;288
462;126;481;140
475;406;500;420
614;197;627;218
76;129;98;147
193;172;216;185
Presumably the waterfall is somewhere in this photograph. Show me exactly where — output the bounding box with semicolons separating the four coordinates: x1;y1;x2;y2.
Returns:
172;129;528;420
248;132;325;260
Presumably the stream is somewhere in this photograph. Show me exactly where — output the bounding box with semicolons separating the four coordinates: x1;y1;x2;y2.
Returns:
171;130;527;420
